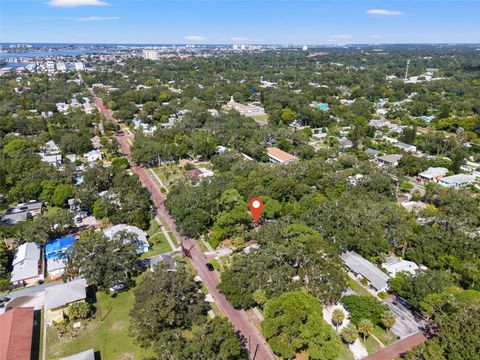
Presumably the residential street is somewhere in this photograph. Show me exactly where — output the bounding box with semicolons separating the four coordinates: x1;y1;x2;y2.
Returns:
93;93;275;360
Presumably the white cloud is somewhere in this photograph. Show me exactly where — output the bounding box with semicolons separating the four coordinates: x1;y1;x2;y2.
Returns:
366;9;404;16
76;16;120;21
48;0;109;8
184;35;207;41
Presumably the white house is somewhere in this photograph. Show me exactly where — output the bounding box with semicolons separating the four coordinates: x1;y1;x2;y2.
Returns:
438;174;475;188
10;243;42;287
83;150;103;163
382;255;419;277
38;153;62;168
418;167;448;182
340;251;390;293
45;140;60;154
103;224;149;254
266;147;298;164
377;154;402;167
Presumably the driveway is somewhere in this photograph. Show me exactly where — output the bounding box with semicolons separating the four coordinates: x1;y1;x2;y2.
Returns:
383;298;426;339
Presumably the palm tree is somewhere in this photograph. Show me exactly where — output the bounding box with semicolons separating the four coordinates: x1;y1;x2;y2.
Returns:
341;325;358;344
332;308;345;330
381;311;396;332
357;319;374;341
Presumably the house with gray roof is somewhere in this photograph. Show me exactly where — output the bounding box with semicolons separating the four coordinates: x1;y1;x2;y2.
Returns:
150;254;176;272
103;224;149;254
59;349;95;360
377;154;402;167
341;251;390;292
45;278;88;325
10;242;42;287
438;174;475;188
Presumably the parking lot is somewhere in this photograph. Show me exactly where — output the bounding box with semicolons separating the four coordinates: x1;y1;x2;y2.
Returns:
384;297;426;339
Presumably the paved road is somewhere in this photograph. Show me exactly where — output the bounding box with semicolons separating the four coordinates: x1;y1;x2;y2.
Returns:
92;92;275;360
364;332;426;360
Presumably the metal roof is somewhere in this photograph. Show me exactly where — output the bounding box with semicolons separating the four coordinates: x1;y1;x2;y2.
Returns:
45;278;87;310
341;251;390;291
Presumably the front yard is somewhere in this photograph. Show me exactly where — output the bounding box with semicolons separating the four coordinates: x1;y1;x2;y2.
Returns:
46;288;152;360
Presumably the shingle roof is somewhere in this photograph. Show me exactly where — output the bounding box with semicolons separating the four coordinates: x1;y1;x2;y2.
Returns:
45;278;87;310
341;251;390;291
0;307;34;360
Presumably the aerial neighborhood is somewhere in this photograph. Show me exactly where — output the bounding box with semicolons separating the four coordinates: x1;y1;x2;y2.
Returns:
1;38;480;360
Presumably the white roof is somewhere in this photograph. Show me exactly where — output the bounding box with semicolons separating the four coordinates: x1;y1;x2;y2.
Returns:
47;258;67;272
439;174;474;186
382;256;419;276
341;251;390;291
419;167;448;179
45;278;87;310
103;224;148;247
12;242;40;266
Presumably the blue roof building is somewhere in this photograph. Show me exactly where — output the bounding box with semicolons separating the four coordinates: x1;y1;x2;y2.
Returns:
45;236;76;260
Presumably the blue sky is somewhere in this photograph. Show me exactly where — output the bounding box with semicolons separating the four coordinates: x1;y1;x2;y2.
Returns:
1;0;479;44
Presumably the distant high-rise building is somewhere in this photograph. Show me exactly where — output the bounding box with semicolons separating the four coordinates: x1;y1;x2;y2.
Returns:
302;45;308;51
45;61;55;73
74;62;85;72
143;49;159;60
232;44;239;51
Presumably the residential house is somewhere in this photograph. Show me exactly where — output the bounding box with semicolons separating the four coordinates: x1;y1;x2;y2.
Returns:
10;242;42;286
401;201;427;213
150;254;176;272
187;167;214;179
1;201;44;226
45;278;88;325
37;152;62;168
56;102;69;113
103;224;149;254
0;307;34;360
59;349;95;360
377;154;402;167
266;147;298;164
341;251;390;292
90;136;102;150
45;236;76;278
339;137;353;148
418;167;449;182
395;142;417;152
83;149;102;163
438;174;475;188
382;255;419;277
364;148;380;158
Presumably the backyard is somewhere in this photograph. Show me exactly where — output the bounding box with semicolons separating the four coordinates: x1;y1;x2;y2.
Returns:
46;283;152;360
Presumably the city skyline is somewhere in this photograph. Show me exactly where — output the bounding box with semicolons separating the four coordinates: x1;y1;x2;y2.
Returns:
1;0;480;44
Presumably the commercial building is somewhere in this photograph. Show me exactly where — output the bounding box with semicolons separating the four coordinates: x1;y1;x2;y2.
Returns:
225;96;266;117
143;49;159;60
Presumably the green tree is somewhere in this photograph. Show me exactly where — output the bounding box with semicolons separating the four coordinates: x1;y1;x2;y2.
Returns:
67;301;92;319
280;108;296;123
51;183;74;207
262;291;341;360
67;230;141;289
332;308;345;330
130;262;209;347
341;325;358;344
341;295;388;325
357;319;374;341
252;289;268;306
380;311;396;332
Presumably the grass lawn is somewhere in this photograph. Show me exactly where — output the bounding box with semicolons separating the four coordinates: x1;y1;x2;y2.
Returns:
336;343;355;360
362;335;382;354
347;278;374;297
373;326;397;346
46;290;152;360
141;219;174;258
153;164;186;189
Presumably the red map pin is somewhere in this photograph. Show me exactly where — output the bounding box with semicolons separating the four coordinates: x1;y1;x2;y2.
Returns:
249;197;264;223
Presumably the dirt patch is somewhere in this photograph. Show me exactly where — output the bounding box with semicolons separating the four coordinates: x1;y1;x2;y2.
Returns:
117;353;135;360
111;321;125;331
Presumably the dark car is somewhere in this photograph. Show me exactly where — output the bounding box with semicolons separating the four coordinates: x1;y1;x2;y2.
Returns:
206;263;215;271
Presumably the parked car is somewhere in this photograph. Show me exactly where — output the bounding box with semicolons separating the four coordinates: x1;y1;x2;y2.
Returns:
109;284;126;292
206;263;215;271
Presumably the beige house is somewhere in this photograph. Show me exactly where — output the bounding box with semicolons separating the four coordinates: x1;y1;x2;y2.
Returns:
45;278;87;325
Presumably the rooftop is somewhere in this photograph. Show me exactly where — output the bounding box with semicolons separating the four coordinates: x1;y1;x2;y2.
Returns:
45;278;87;310
340;251;390;291
0;307;34;360
59;349;95;360
266;147;298;163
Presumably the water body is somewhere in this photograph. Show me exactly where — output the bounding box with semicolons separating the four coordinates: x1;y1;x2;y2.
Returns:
0;49;114;59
